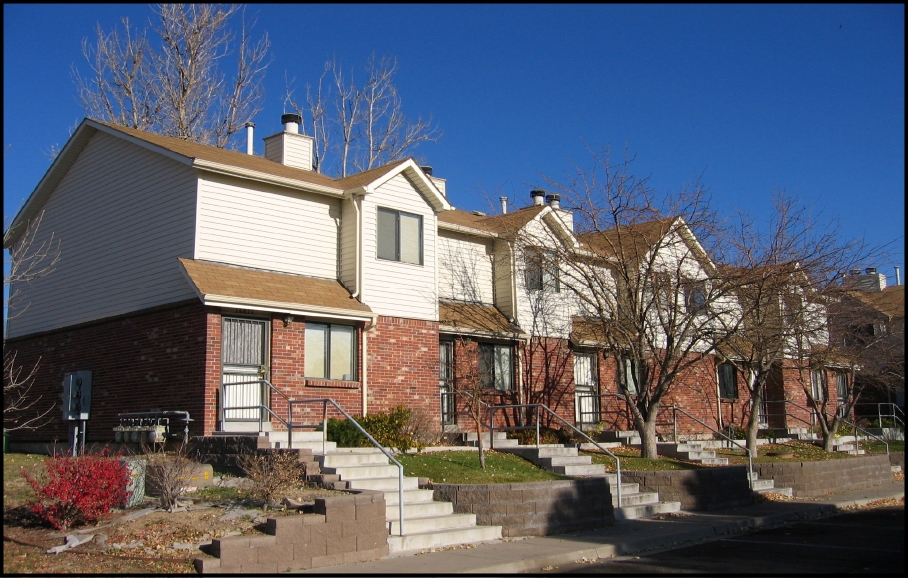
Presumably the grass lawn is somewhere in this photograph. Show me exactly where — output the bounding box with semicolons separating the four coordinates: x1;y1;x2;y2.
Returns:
581;446;707;471
716;438;904;463
398;450;572;483
3;453;46;508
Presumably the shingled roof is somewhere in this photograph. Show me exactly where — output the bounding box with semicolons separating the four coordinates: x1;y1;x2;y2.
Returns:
179;258;372;314
438;301;521;335
438;206;547;236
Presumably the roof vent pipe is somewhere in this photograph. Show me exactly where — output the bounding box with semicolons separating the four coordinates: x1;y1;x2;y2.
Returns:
849;269;862;276
896;266;901;286
420;165;433;176
500;196;508;214
531;189;545;206
245;122;255;155
281;113;301;134
546;193;561;209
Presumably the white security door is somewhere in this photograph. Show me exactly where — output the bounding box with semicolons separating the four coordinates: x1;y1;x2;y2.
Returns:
221;317;269;429
574;352;599;426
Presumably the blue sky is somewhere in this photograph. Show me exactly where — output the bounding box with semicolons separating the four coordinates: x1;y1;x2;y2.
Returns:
4;4;905;282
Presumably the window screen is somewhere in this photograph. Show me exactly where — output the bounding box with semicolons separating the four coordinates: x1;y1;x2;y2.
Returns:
377;207;423;265
305;323;355;380
718;362;738;399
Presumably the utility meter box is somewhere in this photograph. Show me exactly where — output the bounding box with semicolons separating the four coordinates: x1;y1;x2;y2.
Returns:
63;371;92;421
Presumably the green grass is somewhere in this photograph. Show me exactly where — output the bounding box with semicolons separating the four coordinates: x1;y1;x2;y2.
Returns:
398;450;572;484
3;453;47;508
581;446;708;471
716;438;904;463
861;439;904;454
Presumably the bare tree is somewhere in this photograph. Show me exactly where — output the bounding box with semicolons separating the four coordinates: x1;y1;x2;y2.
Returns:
286;54;441;177
74;4;270;150
4;210;61;432
533;146;741;459
719;192;884;456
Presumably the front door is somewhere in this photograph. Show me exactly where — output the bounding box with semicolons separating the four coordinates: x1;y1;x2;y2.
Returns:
221;317;269;431
574;352;599;427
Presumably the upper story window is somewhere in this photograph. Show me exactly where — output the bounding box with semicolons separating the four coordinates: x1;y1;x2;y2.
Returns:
479;343;513;391
378;207;423;265
574;352;597;388
717;362;739;399
305;323;356;380
684;282;708;316
525;248;559;292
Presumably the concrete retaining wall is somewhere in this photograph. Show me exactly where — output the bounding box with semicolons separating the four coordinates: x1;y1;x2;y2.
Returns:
755;455;894;498
431;479;614;537
194;489;388;574
889;452;904;472
621;466;753;511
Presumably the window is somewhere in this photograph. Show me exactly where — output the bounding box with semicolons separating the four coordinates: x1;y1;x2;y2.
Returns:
574;352;599;425
685;282;708;316
479;343;513;391
836;372;848;401
377;207;423;265
525;248;560;292
574;353;597;388
305;323;356;380
718;362;739;399
618;358;646;395
810;368;827;402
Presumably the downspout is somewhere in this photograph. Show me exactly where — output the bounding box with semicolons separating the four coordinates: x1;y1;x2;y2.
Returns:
715;363;723;430
362;316;378;416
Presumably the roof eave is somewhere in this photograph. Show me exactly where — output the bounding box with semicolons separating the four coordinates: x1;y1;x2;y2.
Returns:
192;159;345;198
358;159;452;212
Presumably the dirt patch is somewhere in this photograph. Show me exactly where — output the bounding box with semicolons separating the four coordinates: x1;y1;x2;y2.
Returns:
3;485;349;575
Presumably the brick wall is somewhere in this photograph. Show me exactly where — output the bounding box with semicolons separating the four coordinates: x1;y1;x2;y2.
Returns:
431;479;614;537
5;300;208;442
755;455;894;497
366;316;440;417
622;466;753;511
195;489;388;574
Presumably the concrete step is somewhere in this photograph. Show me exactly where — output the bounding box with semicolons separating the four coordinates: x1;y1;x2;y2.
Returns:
542;455;591;467
617;491;661;506
384;489;436;505
388;512;476;536
343;475;420;491
757;487;794;497
318;451;390;466
698;457;730;466
387;525;503;553
552;463;607;476
614;501;682;520
386;501;454;520
751;478;777;491
892;465;902;474
321;464;400;480
656;442;705;453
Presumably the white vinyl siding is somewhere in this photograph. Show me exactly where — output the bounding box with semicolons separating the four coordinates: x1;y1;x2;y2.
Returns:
437;232;494;303
195;173;340;280
492;240;514;319
5;131;197;338
339;197;357;289
361;173;437;320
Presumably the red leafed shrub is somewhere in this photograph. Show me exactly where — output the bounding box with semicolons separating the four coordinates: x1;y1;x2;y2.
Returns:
22;449;131;530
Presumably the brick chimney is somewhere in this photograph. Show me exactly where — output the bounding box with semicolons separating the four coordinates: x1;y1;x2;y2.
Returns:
263;114;314;171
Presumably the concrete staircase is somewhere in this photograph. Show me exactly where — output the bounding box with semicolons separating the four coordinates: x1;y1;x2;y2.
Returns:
600;430;641;446
654;442;729;465
829;435;866;455
466;432;682;519
256;430;502;552
749;471;794;497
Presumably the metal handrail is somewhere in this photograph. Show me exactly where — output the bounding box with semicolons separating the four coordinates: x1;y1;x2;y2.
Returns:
221;379;302;448
846;402;905;431
486;403;623;508
670;405;756;488
219;386;407;536
293;398;406;536
785;398;889;456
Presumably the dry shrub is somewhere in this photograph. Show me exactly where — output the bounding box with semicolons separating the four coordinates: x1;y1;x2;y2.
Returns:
237;451;307;503
142;442;195;511
402;404;444;451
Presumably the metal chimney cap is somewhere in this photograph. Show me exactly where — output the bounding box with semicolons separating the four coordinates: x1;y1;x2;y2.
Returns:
849;269;862;276
281;113;302;125
866;267;877;275
545;194;561;202
244;121;255;128
420;165;433;176
530;189;546;197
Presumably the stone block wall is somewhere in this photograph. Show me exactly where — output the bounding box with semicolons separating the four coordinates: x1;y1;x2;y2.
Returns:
755;455;894;497
889;452;904;472
194;489;388;574
621;466;753;511
431;479;614;537
190;435;319;474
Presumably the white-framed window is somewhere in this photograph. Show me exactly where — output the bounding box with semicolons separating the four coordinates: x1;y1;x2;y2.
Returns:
684;282;708;316
618;358;646;395
810;368;827;402
305;323;356;380
377;207;423;265
479;343;513;391
525;248;560;292
718;362;739;399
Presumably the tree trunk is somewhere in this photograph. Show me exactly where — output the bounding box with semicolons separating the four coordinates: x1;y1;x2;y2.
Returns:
637;413;659;460
475;414;486;469
745;379;762;458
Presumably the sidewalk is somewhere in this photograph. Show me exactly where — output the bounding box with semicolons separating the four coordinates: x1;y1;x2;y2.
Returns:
297;481;904;575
